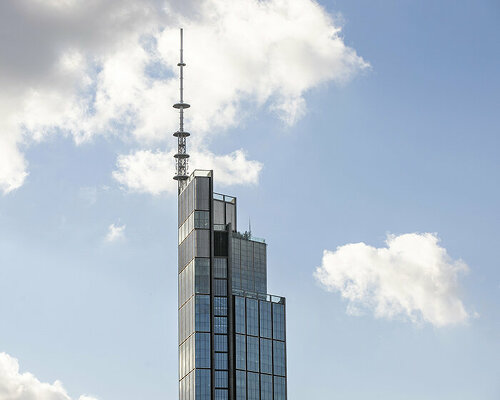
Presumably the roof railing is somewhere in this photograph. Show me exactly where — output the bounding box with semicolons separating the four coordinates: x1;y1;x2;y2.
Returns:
232;289;285;304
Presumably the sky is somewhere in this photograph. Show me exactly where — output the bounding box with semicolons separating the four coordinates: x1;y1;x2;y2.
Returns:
0;0;499;399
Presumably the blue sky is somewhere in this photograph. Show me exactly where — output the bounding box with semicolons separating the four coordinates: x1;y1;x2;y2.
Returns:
0;0;499;399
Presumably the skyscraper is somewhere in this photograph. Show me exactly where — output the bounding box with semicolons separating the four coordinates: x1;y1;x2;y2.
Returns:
175;30;287;400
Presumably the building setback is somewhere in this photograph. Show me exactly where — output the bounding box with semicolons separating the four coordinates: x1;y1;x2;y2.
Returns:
173;29;287;400
177;172;287;400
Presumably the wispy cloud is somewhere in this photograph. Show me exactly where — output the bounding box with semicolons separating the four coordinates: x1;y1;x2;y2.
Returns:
113;148;263;195
314;233;471;327
0;352;97;400
0;0;368;195
105;223;126;243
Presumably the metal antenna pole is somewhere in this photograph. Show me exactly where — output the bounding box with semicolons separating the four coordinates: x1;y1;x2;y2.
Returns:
173;28;190;191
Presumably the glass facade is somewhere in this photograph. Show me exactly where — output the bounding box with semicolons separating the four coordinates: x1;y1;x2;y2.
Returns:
179;171;286;399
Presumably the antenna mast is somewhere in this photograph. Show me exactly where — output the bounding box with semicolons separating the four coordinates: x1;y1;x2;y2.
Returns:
173;28;190;190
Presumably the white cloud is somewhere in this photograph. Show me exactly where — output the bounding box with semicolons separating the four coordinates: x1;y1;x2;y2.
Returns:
113;148;263;195
0;0;368;194
105;223;126;242
314;233;471;327
0;352;97;400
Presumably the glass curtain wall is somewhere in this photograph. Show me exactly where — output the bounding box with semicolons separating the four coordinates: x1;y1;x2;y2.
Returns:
179;175;213;400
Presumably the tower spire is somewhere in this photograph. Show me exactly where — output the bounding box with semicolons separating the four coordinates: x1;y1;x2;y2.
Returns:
173;28;190;189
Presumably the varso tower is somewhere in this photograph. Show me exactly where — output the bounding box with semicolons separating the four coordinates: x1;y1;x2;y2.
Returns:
175;30;288;400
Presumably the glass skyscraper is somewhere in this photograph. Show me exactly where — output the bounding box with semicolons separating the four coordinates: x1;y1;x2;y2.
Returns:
177;170;288;400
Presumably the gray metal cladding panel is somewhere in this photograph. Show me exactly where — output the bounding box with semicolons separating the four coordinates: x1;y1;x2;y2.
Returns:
178;179;195;226
195;177;210;211
225;203;236;230
196;229;210;258
214;199;225;225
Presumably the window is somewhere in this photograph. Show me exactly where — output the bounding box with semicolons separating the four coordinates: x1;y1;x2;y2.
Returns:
273;303;285;341
215;352;228;370
195;258;210;294
214;317;227;334
236;334;246;370
195;295;210;332
246;336;259;372
214;297;227;316
215;334;228;352
195;333;210;368
214;279;227;296
260;339;272;374
215;371;228;388
236;370;246;400
214;199;225;224
214;231;228;256
273;376;286;400
214;258;228;278
179;298;194;343
196;230;210;257
261;374;273;400
273;340;286;376
235;297;246;334
247;372;259;400
179;259;194;305
194;210;210;229
195;369;210;400
179;334;194;378
259;301;272;338
215;389;228;400
180;370;195;400
246;299;259;336
195;177;210;211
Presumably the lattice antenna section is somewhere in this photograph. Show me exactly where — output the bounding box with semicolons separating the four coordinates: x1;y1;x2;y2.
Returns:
173;28;190;188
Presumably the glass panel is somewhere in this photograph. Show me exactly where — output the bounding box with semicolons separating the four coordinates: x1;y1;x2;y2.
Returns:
246;336;259;372
214;297;228;316
215;371;228;388
215;334;228;352
232;237;241;291
195;295;210;332
254;242;267;294
196;230;210;258
179;259;195;306
273;376;286;400
235;297;245;334
259;301;272;338
195;177;210;211
260;339;272;374
195;333;210;368
194;210;210;229
214;199;225;224
236;370;246;400
261;374;273;400
225;203;236;230
195;258;210;294
246;299;259;336
214;231;228;256
214;279;227;296
272;303;285;341
247;372;259;400
179;297;194;344
273;340;286;376
214;316;227;334
195;369;211;400
215;352;228;370
215;389;228;400
236;334;246;370
214;258;228;278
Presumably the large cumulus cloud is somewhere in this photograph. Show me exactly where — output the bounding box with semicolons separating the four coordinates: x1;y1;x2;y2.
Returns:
0;352;97;400
0;0;368;194
314;233;471;327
